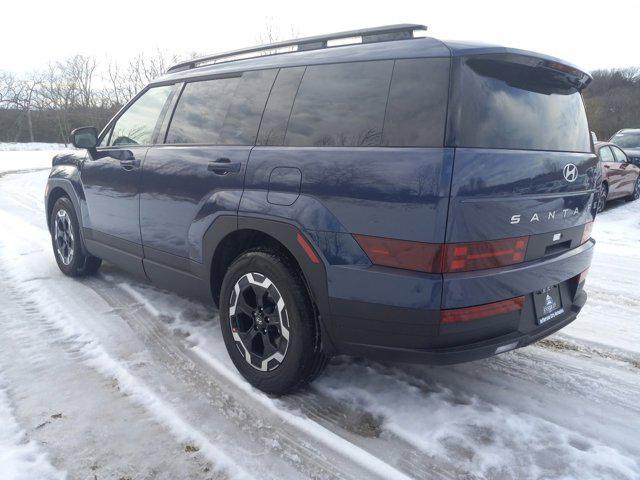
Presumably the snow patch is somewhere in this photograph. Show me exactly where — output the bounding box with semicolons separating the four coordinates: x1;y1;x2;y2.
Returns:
0;211;252;480
0;143;68;151
0;381;65;480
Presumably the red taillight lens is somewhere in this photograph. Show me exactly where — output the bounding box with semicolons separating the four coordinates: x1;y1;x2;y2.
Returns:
441;296;525;324
581;222;593;244
443;237;529;273
575;268;589;284
353;234;442;273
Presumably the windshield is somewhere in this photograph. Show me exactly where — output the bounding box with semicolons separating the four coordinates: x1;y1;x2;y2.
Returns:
452;55;591;153
610;132;640;149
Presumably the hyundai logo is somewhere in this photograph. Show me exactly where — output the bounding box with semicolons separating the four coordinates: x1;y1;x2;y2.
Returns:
563;163;578;182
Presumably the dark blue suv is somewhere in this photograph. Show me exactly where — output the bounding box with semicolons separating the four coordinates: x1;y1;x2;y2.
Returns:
45;24;597;394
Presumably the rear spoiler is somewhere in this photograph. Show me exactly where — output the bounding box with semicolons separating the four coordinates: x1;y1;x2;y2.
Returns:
464;52;592;92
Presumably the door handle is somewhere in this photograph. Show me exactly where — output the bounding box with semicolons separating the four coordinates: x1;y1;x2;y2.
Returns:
208;158;241;175
120;158;137;170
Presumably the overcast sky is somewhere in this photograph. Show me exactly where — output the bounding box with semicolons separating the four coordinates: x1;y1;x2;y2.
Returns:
2;0;639;74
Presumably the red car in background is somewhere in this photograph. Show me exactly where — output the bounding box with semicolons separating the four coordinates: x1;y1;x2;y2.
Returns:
595;141;640;212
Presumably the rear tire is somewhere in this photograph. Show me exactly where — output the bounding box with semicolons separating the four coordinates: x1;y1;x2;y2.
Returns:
597;183;608;213
626;177;640;202
219;249;328;395
50;197;102;277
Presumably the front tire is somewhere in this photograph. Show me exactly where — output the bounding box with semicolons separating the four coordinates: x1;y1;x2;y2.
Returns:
219;249;328;395
50;197;102;277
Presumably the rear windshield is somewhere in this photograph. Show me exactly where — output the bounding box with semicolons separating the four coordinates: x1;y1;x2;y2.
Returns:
611;132;640;149
452;55;591;153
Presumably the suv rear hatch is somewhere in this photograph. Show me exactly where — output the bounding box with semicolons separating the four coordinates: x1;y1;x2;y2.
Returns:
445;53;597;269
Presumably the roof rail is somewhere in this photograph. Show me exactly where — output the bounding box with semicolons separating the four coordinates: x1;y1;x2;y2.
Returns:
167;24;427;73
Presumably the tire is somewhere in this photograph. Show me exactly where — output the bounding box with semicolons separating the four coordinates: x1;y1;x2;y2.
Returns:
626;177;640;202
597;183;608;213
219;249;328;395
50;197;102;277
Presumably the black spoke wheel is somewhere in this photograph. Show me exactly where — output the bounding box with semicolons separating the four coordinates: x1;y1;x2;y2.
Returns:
229;272;290;372
54;209;75;265
50;197;102;277
219;249;328;395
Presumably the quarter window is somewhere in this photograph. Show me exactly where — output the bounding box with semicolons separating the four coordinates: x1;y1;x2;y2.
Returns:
110;86;173;147
285;61;394;147
382;58;450;147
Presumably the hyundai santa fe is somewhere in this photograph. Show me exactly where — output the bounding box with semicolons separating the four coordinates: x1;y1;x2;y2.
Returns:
45;24;597;394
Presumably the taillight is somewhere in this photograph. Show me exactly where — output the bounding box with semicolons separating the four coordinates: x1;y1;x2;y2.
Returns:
581;222;593;244
575;268;589;285
354;235;530;273
353;234;442;273
442;237;529;273
441;296;525;324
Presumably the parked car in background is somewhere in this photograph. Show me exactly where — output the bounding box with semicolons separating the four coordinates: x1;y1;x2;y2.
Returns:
610;129;640;168
46;24;597;394
595;141;640;212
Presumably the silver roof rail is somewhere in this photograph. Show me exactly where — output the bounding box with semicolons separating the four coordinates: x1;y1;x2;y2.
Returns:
167;24;427;73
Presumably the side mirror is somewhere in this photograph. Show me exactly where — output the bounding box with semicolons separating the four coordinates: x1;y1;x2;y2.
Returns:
70;126;98;150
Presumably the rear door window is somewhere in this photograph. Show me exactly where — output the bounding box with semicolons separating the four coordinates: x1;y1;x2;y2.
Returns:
612;146;627;163
452;55;591;153
382;58;450;147
166;70;276;145
285;61;393;147
599;146;614;163
109;86;173;146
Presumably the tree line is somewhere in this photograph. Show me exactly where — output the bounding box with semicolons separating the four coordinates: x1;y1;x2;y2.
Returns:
583;67;640;141
0;51;186;143
1;53;638;144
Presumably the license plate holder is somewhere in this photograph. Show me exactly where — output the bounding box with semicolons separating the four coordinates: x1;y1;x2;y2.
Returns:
533;285;564;325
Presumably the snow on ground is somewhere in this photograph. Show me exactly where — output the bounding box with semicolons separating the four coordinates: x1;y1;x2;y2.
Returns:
0;142;68;151
0;382;65;480
0;149;639;480
0;145;74;175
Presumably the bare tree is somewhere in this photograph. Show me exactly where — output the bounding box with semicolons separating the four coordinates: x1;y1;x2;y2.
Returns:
257;17;300;45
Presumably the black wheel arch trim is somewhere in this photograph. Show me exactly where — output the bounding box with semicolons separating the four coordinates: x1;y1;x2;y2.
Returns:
203;213;337;354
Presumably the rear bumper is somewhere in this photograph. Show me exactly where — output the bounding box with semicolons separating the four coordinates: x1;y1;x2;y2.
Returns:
323;240;593;364
333;290;585;365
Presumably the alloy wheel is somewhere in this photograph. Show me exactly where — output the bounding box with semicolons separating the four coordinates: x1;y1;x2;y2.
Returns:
54;209;74;265
634;178;640;200
229;272;290;371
